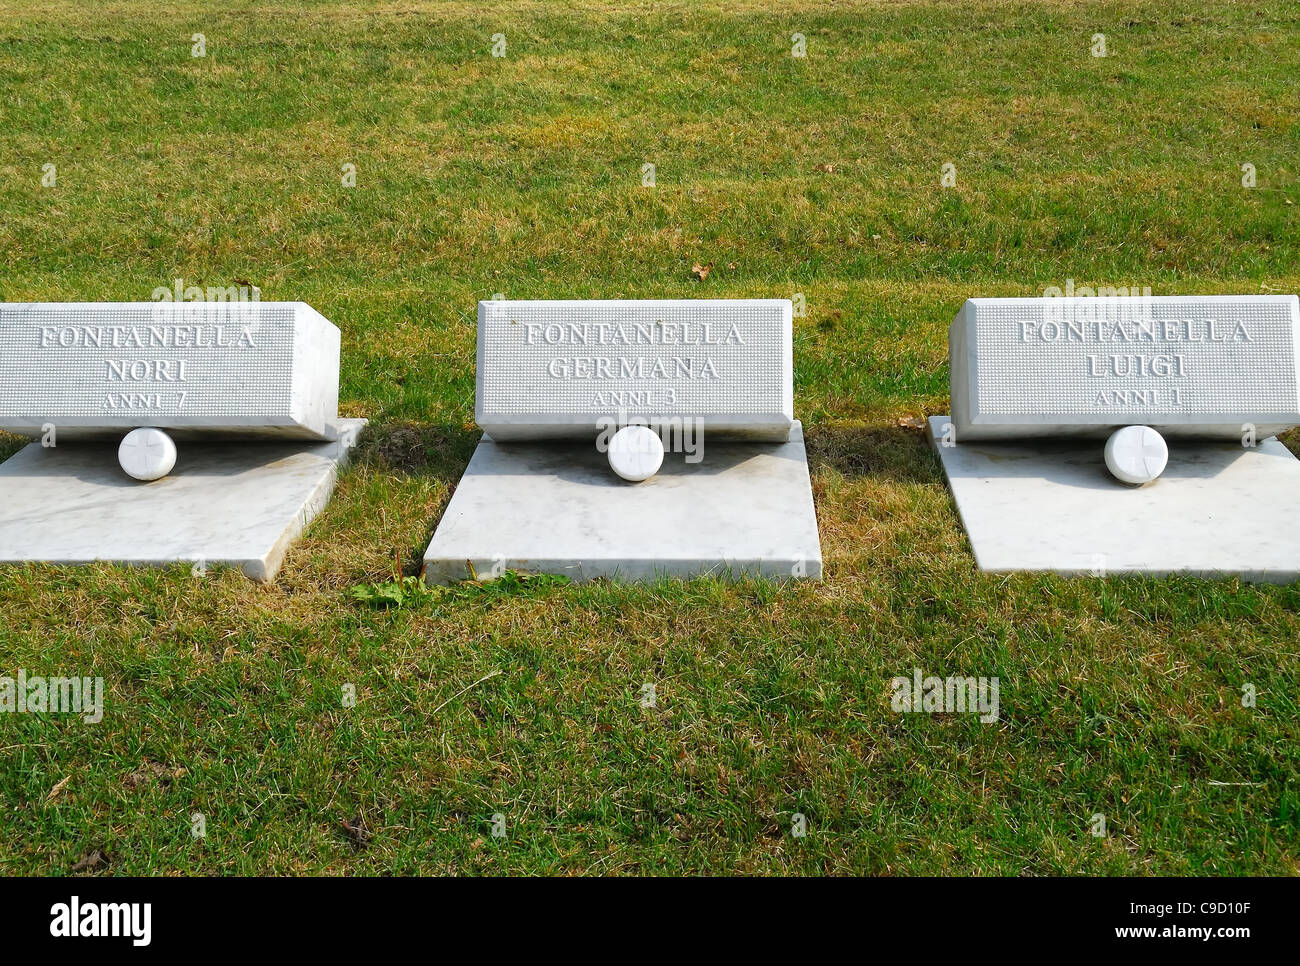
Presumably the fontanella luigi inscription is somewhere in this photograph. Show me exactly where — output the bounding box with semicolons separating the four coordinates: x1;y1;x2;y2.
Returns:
950;295;1300;440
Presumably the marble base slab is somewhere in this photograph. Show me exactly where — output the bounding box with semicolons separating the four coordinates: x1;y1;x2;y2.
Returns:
0;418;365;581
423;421;822;583
928;415;1300;582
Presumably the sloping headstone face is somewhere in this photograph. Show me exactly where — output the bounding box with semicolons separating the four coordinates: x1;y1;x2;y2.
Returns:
476;299;793;441
0;301;339;439
950;295;1300;440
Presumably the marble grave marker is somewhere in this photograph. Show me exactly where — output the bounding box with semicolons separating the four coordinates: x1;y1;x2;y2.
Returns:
931;292;1300;580
476;299;793;441
0;300;361;580
949;295;1300;442
425;298;822;582
0;301;340;440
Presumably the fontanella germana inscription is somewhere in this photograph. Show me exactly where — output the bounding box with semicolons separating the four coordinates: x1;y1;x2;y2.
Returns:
475;299;793;443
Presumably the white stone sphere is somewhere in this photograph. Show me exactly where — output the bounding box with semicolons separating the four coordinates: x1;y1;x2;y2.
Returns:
608;425;664;482
118;427;177;482
1104;425;1167;485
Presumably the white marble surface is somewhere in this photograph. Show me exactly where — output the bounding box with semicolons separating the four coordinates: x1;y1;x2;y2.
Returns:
1104;425;1167;484
0;301;340;440
118;427;177;481
607;425;663;482
424;421;821;583
0;418;365;580
475;299;793;441
950;295;1300;441
928;415;1300;582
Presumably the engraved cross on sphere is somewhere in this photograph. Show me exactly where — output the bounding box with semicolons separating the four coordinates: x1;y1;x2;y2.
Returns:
1139;431;1164;474
123;433;161;464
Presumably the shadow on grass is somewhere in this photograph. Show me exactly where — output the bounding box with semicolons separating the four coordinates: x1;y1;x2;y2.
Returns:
1278;427;1299;456
355;420;952;577
352;421;480;481
0;430;29;464
806;424;1300;487
804;423;943;486
349;422;481;576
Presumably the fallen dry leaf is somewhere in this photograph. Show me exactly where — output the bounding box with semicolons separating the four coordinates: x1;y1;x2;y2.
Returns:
45;775;71;804
898;415;928;430
341;814;372;849
71;849;107;872
691;262;712;281
122;760;184;791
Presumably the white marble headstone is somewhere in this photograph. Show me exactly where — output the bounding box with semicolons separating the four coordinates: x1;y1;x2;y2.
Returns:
0;301;340;440
475;299;793;441
950;295;1300;441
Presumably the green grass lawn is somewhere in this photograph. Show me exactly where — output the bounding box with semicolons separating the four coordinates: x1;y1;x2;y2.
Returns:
0;0;1297;874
